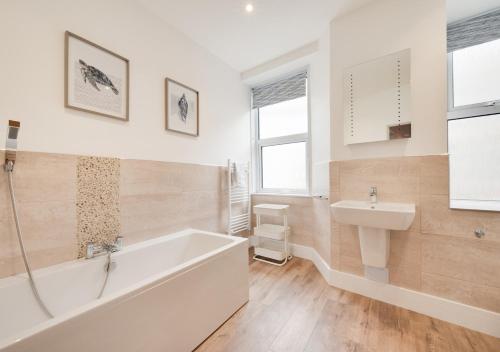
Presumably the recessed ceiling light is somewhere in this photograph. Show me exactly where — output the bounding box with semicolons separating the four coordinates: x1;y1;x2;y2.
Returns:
245;3;254;13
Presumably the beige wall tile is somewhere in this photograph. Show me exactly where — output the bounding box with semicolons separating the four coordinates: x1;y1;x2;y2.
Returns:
331;243;341;270
422;273;500;313
339;157;420;200
121;159;227;243
0;213;77;277
330;191;341;203
339;224;361;259
0;151;6;205
388;231;421;268
331;221;341;244
121;160;225;195
389;264;421;291
9;152;77;203
0;151;78;278
312;198;331;265
291;233;315;247
330;161;340;195
388;231;422;290
339;255;364;276
0;152;231;278
0;245;77;278
422;234;500;288
0;151;77;206
121;192;223;238
419;155;448;196
421;195;500;242
0;204;17;257
331;221;341;270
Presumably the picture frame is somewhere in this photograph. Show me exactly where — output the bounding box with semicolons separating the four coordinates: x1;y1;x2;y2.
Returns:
165;77;199;136
65;31;129;121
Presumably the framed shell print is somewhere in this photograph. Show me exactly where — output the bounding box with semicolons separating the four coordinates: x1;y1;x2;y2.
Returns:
65;31;129;121
165;78;199;136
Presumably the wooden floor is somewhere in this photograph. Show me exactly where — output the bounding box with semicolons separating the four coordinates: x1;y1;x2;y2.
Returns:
195;256;500;352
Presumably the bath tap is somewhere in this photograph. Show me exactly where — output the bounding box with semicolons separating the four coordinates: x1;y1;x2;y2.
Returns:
369;186;377;204
86;236;124;259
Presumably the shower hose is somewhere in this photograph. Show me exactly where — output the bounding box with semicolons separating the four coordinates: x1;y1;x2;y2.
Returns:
6;161;111;319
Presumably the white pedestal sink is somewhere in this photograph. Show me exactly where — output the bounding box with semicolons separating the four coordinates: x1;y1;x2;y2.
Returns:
330;200;415;281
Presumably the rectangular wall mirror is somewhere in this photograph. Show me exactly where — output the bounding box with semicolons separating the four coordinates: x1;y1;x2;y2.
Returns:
447;8;500;212
343;49;411;145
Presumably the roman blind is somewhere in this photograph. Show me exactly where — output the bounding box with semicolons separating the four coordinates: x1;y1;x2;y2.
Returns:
448;8;500;52
252;71;307;109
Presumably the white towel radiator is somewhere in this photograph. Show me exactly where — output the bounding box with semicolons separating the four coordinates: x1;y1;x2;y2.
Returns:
227;159;251;235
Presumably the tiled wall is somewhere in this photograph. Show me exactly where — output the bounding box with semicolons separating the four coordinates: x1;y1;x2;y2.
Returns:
120;159;227;245
0;151;228;278
0;151;78;278
330;155;500;313
4;151;498;313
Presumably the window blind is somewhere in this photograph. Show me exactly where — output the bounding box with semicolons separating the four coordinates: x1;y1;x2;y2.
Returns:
448;8;500;52
252;71;307;109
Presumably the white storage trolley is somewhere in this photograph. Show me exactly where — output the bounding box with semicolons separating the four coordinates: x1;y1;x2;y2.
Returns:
253;204;292;266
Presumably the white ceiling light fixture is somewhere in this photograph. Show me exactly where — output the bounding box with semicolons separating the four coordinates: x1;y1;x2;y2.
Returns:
245;3;254;13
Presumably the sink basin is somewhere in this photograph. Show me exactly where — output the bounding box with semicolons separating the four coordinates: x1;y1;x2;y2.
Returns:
330;200;415;274
330;200;415;230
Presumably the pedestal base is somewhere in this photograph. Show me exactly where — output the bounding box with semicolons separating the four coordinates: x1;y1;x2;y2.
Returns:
364;265;389;283
358;226;390;268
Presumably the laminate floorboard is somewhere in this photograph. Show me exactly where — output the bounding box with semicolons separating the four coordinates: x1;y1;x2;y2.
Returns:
195;256;500;352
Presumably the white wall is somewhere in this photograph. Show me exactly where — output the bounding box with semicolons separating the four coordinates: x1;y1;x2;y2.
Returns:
0;0;250;166
330;0;447;160
309;31;331;196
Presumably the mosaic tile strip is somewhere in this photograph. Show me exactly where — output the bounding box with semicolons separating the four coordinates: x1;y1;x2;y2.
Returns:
76;156;120;257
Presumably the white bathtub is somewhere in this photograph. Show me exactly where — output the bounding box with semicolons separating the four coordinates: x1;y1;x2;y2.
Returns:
0;229;249;352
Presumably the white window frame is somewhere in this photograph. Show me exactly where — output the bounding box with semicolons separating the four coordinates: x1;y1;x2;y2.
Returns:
254;80;311;195
447;50;500;120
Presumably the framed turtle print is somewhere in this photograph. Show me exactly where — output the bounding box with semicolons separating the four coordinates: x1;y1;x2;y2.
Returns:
65;31;129;121
165;78;199;136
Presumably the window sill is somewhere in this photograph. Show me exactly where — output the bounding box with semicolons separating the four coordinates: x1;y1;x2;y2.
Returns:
251;192;313;198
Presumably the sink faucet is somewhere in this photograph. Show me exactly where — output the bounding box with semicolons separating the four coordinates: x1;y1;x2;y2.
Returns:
86;236;123;259
369;187;377;204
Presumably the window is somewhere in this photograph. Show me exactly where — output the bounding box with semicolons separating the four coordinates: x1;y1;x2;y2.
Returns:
253;73;309;194
451;39;500;108
448;10;500;119
258;97;308;139
447;9;500;212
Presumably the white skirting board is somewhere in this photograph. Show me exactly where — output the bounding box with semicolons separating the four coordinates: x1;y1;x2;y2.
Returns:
248;236;500;338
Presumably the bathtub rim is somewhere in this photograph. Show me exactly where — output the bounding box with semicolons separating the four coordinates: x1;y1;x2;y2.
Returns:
0;229;248;350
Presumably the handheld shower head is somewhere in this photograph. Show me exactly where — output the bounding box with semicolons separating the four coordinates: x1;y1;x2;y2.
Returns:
5;120;20;170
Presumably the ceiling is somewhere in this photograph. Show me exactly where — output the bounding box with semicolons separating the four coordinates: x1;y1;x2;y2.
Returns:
136;0;500;72
136;0;373;71
447;0;500;23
